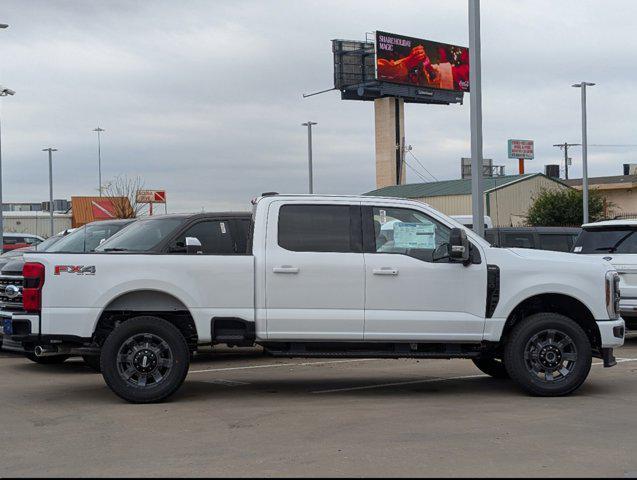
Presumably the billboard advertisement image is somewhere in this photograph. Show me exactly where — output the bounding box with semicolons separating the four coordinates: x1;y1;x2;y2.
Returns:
375;31;469;92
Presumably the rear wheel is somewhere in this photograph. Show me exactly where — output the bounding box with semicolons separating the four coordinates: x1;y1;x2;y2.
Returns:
101;316;190;403
25;353;70;365
504;313;592;396
472;357;509;379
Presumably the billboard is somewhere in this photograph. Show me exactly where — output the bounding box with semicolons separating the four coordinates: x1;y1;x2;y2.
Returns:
136;190;166;204
375;31;469;92
507;139;534;160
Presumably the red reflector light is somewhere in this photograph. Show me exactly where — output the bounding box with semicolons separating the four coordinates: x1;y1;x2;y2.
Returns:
23;262;45;313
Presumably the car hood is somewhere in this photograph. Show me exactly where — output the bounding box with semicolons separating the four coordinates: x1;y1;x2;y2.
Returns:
1;257;25;276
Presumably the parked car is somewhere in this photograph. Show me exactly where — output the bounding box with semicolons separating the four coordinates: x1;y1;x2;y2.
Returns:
2;233;44;253
572;219;637;329
0;228;75;271
485;227;581;253
0;194;623;403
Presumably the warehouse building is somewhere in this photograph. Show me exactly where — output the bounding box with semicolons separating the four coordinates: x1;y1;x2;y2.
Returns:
365;173;570;227
3;211;72;237
564;174;637;217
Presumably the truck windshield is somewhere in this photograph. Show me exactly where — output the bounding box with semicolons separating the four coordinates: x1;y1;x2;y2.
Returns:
573;227;637;254
47;223;130;253
96;218;183;252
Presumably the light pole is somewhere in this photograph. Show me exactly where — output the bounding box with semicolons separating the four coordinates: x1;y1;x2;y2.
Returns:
42;148;57;236
302;121;317;194
93;127;105;196
0;85;15;249
468;0;485;237
572;82;595;224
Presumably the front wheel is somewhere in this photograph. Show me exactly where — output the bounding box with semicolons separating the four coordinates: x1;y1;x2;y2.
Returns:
101;316;190;403
504;313;592;396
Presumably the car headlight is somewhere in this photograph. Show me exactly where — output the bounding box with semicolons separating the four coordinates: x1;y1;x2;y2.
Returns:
606;271;620;319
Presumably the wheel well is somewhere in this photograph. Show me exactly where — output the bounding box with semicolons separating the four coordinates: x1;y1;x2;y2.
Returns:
93;290;198;350
501;294;601;351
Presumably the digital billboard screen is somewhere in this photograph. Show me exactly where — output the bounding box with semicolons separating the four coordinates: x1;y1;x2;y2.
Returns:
375;31;469;93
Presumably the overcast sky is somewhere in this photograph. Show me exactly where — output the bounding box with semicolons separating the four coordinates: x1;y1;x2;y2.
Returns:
1;0;636;212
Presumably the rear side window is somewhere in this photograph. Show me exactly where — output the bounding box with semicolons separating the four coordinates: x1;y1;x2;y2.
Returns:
172;220;237;254
539;234;572;252
501;232;535;249
278;204;354;253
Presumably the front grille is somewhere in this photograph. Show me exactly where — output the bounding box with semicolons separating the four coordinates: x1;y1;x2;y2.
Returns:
0;275;24;311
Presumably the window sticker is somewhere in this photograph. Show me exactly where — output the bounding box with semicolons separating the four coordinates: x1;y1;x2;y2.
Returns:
573;246;582;253
393;222;435;249
220;222;227;234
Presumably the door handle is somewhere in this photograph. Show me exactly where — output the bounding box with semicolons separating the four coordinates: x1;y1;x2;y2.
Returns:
273;266;300;274
373;268;399;276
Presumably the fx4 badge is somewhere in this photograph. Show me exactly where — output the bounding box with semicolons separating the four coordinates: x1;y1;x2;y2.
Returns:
54;265;96;276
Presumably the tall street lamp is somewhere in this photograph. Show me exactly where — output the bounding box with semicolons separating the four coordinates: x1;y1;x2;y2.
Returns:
572;82;595;224
93;127;105;196
42;148;57;237
0;86;15;249
302;121;317;194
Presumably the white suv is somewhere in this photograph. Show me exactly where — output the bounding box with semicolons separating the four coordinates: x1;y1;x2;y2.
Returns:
574;219;637;329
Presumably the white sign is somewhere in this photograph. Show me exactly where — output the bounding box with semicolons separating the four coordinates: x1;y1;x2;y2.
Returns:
136;190;166;204
508;139;534;160
393;222;436;249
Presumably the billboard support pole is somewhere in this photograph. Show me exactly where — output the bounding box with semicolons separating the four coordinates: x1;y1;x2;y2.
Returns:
469;0;485;237
518;158;524;175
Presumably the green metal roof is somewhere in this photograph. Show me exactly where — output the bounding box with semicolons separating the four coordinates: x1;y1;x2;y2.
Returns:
364;173;566;198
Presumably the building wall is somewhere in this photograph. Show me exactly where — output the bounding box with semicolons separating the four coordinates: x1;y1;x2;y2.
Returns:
412;194;473;216
487;175;569;227
595;187;637;216
3;213;72;238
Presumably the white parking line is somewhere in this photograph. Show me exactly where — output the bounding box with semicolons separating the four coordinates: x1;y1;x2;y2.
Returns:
188;358;379;375
312;357;637;394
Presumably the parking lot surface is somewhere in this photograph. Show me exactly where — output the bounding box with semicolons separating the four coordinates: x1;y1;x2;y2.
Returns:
2;338;637;477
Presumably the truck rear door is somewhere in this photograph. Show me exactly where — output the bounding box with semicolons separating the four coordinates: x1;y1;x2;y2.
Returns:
264;201;364;340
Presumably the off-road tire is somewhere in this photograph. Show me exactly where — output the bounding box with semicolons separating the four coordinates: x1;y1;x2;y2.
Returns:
504;313;591;396
101;316;190;403
82;354;101;372
472;357;509;379
25;353;70;364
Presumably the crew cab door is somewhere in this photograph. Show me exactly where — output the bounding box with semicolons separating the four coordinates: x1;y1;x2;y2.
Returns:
362;205;487;341
264;201;364;340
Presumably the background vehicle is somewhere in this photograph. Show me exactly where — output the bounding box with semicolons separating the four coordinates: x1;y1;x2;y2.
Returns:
486;227;581;252
451;215;493;230
2;233;44;253
573;219;637;329
1;195;623;403
0;228;75;271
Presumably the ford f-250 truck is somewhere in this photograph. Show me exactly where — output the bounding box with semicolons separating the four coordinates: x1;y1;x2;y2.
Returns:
0;194;625;403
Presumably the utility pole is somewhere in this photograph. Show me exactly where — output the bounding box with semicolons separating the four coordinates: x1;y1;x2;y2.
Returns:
302;121;317;194
572;82;595;223
42;148;57;236
552;142;580;179
468;0;485;237
93;127;105;196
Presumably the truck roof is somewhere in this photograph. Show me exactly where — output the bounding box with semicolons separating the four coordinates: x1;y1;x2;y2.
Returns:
134;211;252;221
582;219;637;229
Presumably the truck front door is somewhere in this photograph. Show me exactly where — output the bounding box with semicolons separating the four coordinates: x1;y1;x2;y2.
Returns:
264;202;365;340
362;205;487;341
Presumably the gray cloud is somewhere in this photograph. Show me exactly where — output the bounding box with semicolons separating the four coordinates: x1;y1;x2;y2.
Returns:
1;0;636;212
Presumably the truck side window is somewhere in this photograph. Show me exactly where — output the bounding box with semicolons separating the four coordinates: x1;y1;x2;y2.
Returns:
372;207;451;262
539;234;571;252
172;220;236;254
278;204;354;253
501;232;535;249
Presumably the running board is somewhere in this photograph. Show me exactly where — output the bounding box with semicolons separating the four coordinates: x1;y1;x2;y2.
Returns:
262;342;483;359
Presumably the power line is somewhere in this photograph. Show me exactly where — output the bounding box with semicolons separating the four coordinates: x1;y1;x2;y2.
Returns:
407;149;439;181
403;158;431;183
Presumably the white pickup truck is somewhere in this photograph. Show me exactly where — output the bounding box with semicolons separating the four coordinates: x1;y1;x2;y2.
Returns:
1;194;625;403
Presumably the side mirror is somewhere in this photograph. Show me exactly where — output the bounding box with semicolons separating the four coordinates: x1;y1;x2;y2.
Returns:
448;228;470;265
185;237;203;255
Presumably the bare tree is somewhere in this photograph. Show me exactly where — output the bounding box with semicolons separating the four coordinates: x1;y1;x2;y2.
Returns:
101;175;146;218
